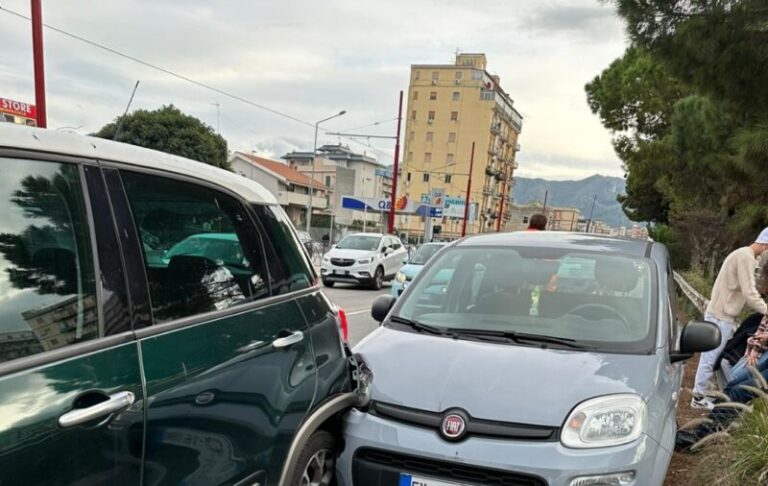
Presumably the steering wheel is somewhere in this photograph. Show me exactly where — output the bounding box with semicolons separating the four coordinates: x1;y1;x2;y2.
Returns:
566;303;630;330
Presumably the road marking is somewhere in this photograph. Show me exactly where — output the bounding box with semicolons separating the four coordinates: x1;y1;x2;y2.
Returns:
346;309;370;316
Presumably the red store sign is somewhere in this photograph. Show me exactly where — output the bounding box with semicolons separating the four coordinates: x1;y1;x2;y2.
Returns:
0;97;37;119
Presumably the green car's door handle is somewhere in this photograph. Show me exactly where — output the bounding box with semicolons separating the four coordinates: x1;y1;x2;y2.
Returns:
58;391;136;428
272;331;304;349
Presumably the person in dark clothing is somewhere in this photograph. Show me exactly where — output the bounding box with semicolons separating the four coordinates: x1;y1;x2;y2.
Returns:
527;213;547;231
715;260;768;378
715;312;764;379
676;363;768;452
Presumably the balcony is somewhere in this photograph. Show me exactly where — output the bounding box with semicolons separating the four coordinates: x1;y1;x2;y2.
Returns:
278;190;327;210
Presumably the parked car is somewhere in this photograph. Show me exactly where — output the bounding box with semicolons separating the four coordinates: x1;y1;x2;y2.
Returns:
321;233;408;290
296;229;317;259
0;124;360;486
391;242;447;297
338;232;720;486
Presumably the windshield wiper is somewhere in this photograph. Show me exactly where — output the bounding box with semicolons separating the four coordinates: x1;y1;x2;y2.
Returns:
388;315;446;335
448;328;590;349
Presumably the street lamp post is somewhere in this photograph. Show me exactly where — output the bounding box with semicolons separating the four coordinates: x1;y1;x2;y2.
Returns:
306;110;346;233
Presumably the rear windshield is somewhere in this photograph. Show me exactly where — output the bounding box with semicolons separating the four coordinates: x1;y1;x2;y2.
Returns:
393;246;656;353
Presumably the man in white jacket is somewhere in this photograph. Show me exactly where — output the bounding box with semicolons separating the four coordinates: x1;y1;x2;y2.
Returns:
691;228;768;409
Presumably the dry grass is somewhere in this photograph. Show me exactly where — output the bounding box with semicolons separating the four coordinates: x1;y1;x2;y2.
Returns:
694;398;768;485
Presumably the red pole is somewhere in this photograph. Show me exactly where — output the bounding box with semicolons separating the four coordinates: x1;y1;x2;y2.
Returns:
31;0;47;128
387;90;403;234
461;142;475;237
497;172;507;232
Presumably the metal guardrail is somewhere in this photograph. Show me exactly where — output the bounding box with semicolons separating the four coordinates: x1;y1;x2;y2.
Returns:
673;271;709;315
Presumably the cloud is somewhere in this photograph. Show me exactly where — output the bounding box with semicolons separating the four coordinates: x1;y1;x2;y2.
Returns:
522;3;621;39
0;0;628;178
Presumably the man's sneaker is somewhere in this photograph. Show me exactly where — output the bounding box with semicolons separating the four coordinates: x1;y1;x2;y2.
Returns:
690;395;715;410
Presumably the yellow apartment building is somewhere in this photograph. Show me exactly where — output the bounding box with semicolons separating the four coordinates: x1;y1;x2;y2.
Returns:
549;207;581;231
398;53;523;238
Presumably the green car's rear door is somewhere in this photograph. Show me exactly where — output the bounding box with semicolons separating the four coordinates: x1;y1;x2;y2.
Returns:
0;158;144;485
113;169;319;485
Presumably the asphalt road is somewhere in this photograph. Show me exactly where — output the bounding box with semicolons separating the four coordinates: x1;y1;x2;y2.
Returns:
321;282;390;347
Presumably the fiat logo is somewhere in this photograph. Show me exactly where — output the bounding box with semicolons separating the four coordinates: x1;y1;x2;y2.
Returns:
440;413;467;440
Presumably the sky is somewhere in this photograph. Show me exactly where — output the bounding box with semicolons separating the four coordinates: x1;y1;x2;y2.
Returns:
0;0;629;181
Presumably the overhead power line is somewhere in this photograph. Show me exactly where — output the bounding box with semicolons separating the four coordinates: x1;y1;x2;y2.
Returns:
0;5;316;129
340;117;397;133
0;5;397;159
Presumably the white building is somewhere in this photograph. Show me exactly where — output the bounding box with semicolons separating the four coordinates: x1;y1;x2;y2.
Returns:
282;145;391;228
229;152;327;227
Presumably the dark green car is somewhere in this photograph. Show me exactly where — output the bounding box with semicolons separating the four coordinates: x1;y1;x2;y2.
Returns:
0;124;359;485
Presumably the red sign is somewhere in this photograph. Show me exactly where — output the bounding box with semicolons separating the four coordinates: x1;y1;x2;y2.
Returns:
0;97;37;119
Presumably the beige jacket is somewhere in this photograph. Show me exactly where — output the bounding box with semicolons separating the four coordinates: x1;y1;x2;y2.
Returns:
705;247;768;326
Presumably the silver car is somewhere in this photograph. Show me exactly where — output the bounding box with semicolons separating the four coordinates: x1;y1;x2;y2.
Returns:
337;232;719;486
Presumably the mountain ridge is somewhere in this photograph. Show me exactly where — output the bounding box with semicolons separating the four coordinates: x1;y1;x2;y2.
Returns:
511;174;633;228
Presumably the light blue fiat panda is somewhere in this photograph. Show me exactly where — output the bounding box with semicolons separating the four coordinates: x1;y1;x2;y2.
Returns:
338;232;719;486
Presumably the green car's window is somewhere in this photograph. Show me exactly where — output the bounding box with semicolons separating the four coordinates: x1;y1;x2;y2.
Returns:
122;172;269;323
252;205;313;295
0;159;97;364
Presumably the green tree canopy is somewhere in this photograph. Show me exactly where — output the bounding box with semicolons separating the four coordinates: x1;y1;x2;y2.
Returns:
590;0;768;272
94;105;230;170
585;47;687;224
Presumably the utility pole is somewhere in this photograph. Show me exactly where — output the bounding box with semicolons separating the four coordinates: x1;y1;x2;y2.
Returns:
113;80;140;142
388;91;404;234
586;193;597;233
497;170;507;232
31;0;47;128
326;92;403;235
306;110;346;233
212;102;221;134
462;142;476;237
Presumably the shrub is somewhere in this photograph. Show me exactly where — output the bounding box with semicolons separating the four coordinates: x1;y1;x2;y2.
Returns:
695;398;768;485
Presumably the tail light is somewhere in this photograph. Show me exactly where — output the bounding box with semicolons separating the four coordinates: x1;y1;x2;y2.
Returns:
337;308;349;342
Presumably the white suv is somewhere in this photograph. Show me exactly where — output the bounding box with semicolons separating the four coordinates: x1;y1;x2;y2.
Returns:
321;233;408;289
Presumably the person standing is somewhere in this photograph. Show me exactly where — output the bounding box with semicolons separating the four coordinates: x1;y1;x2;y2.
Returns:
527;213;547;231
691;229;768;409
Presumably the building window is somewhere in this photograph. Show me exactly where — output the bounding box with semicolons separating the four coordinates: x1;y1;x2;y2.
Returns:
445;174;453;183
448;132;457;143
424;152;432;163
427;110;435;123
407;151;413;162
415;70;421;80
523;216;529;224
325;176;332;187
411;110;417;120
447;153;455;164
426;132;434;142
413;90;419;100
450;111;458;122
452;92;460;101
407;172;412;182
455;71;463;81
432;71;439;83
410;130;414;140
430;91;437;100
423;173;430;182
472;70;483;80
